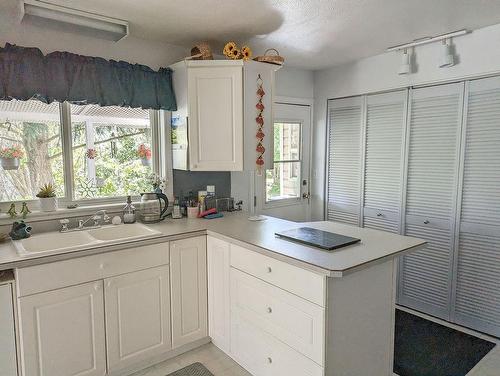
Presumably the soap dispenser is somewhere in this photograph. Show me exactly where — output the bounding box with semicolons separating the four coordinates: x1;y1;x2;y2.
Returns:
123;196;136;224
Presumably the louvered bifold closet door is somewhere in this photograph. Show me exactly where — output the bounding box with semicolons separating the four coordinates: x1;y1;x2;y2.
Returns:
327;97;363;225
453;77;500;337
363;91;407;233
398;83;464;320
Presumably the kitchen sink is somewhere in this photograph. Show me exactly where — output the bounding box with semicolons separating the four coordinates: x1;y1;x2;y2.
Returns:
12;223;163;256
13;231;100;256
87;223;162;241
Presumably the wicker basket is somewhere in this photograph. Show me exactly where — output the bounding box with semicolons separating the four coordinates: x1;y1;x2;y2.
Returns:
187;42;213;60
253;48;284;65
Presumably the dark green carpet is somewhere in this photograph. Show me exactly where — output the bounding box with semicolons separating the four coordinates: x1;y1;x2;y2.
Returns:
167;363;213;376
394;309;496;376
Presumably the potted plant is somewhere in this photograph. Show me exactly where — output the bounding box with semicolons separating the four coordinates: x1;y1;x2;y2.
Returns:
0;145;24;170
137;144;152;166
36;183;58;212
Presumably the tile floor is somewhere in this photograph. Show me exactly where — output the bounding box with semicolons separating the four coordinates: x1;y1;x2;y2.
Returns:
130;343;251;376
132;341;500;376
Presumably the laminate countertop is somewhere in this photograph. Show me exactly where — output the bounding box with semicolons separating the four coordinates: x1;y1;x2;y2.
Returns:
0;212;426;277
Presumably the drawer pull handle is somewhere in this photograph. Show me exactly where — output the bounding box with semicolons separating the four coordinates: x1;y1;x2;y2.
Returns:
267;266;272;273
267;357;273;364
423;220;430;224
267;307;273;314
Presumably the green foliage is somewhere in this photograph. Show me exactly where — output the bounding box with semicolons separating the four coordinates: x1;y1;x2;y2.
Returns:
36;183;56;198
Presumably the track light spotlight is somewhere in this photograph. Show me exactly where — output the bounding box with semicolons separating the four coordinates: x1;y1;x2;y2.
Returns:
439;38;455;68
398;49;411;75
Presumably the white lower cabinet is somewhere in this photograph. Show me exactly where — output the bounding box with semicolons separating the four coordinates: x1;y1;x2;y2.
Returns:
19;281;107;376
105;266;171;372
231;313;323;376
207;236;231;353
0;282;18;376
170;236;208;348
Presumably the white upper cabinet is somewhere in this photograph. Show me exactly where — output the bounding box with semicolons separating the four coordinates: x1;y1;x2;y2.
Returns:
207;236;231;353
170;236;208;348
105;266;172;372
363;90;407;233
326;96;364;225
19;281;106;376
171;61;243;171
399;83;464;320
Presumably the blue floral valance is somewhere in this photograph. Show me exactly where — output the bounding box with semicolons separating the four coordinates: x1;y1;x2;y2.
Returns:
0;43;177;111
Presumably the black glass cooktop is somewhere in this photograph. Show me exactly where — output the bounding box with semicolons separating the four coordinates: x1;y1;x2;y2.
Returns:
275;227;360;251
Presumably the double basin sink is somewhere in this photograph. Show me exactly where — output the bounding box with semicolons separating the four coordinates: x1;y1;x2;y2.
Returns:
13;223;163;256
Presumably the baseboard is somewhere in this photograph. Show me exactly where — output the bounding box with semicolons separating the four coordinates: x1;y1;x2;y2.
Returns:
108;336;212;376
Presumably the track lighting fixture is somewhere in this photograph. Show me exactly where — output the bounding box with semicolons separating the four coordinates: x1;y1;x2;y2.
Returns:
398;49;411;75
439;38;455;68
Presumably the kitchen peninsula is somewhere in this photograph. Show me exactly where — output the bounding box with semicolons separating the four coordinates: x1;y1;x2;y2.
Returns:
0;212;425;376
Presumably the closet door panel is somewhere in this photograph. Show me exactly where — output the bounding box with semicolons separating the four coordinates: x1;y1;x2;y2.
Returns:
399;83;463;320
363;90;406;233
327;97;363;225
453;76;500;336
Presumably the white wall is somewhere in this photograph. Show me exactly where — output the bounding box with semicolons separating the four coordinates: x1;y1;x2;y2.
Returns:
0;14;188;70
275;67;314;99
312;23;500;220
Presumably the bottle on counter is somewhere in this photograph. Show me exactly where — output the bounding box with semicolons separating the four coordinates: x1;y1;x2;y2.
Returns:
123;195;136;224
172;197;182;219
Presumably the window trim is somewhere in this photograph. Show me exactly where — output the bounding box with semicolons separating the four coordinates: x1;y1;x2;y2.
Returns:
264;119;304;207
0;101;168;214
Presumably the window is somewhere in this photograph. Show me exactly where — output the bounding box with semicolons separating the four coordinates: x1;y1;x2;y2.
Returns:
0;100;65;202
265;122;302;202
0;99;163;207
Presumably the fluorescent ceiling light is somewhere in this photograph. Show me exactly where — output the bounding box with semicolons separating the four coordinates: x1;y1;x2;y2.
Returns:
22;0;129;42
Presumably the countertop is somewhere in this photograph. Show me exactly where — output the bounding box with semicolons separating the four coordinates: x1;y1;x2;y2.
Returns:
0;212;426;277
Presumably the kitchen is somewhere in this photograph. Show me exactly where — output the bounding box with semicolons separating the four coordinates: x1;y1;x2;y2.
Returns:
1;1;500;376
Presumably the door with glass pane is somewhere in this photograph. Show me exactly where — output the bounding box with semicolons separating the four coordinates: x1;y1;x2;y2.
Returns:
256;103;311;221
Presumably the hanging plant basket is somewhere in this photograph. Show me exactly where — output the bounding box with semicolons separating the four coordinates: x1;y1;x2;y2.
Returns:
1;157;20;170
141;158;152;167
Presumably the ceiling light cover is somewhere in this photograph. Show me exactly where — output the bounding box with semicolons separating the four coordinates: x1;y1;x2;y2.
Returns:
22;0;129;41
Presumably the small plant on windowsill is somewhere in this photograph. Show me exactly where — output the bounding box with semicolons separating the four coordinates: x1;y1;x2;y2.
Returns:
137;144;152;167
36;183;58;212
0;145;24;171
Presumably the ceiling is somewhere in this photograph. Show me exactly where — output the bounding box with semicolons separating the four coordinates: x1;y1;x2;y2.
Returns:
3;0;500;70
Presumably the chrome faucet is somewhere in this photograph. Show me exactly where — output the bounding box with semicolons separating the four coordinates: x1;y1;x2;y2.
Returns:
60;210;111;232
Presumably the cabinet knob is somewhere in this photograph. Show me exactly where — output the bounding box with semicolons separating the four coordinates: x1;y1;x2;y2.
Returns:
99;263;106;270
267;357;273;364
376;212;383;217
94;283;101;291
423;220;430;224
267;307;273;314
267;266;272;273
107;281;112;288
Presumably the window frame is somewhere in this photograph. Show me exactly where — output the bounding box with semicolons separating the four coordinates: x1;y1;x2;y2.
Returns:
264;119;304;206
0;101;167;213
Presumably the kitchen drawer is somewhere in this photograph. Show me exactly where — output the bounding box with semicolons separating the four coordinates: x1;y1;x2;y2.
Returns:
16;242;169;296
230;244;326;306
230;312;324;376
231;268;325;365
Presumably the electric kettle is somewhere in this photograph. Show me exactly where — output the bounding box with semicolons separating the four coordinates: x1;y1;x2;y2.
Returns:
139;192;169;223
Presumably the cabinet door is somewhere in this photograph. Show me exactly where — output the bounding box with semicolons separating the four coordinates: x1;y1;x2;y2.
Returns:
207;236;231;353
0;283;17;376
398;83;464;320
363;90;407;233
170;236;208;348
105;266;171;372
453;76;500;337
19;281;106;376
188;65;243;171
326;96;364;225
